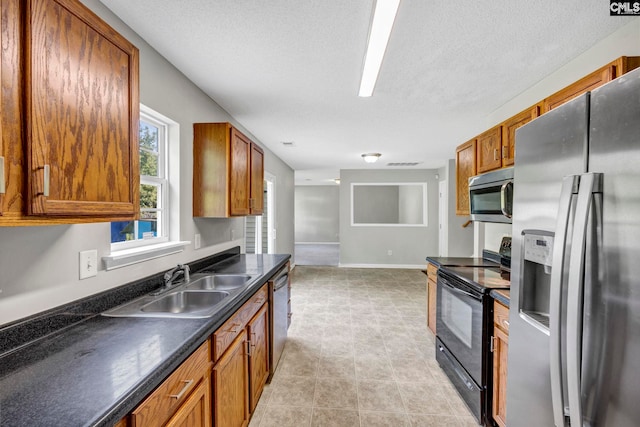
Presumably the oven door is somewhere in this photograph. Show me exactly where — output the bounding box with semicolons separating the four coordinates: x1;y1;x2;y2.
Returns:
436;271;484;385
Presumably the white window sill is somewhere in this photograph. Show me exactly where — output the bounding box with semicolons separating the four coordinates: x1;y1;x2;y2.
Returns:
103;241;190;271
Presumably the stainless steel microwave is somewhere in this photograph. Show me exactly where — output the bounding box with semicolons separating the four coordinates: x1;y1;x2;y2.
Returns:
468;167;513;223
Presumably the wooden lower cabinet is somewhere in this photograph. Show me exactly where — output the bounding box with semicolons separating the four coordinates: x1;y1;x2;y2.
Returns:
129;341;211;427
247;304;269;412
166;377;212;427
426;262;438;335
213;330;250;427
491;300;509;427
212;284;270;427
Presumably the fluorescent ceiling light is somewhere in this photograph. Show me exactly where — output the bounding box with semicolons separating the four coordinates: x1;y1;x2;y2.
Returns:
358;0;401;97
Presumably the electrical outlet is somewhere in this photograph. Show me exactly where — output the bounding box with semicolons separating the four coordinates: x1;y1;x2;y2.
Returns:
194;234;201;250
79;250;98;280
387;250;393;256
230;229;235;240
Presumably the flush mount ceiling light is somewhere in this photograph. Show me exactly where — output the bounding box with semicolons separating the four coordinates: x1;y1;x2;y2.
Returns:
362;153;382;163
358;0;401;97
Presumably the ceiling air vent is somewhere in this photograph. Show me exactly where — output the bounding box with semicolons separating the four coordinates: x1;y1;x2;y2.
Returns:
281;141;295;147
387;162;421;167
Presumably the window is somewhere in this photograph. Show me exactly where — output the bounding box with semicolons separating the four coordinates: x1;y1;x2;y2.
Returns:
111;110;169;249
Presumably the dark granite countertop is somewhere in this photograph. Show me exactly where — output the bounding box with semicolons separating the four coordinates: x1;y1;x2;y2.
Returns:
491;289;510;307
0;252;290;427
425;256;499;268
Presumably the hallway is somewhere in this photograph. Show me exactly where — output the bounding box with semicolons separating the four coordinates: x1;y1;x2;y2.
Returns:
249;266;476;427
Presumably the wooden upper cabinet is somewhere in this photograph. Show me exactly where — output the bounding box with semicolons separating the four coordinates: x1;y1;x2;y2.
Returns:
501;105;540;167
26;0;139;217
230;128;251;216
193;123;264;217
456;139;476;216
250;143;264;215
476;125;502;174
543;56;640;113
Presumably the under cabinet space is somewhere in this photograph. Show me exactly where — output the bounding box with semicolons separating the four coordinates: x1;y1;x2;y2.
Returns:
193;123;264;218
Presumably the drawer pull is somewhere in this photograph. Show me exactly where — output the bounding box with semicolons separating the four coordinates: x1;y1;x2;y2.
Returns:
169;379;194;400
503;320;510;328
228;323;242;333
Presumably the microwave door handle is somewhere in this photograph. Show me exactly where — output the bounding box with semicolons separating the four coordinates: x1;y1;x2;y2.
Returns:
500;181;512;218
566;173;603;427
549;174;580;427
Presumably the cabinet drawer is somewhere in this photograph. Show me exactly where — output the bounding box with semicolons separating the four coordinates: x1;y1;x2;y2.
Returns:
494;300;510;334
426;263;438;282
213;285;268;361
131;340;210;427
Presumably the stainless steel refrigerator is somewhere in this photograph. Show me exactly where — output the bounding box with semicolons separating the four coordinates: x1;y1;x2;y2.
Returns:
507;66;640;427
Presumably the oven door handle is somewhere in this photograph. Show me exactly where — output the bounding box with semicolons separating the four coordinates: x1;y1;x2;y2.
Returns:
440;279;481;301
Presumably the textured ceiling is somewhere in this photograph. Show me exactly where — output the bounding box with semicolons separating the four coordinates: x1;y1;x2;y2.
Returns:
99;0;633;184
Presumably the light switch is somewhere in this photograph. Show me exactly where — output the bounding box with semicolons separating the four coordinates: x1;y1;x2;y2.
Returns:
79;250;98;280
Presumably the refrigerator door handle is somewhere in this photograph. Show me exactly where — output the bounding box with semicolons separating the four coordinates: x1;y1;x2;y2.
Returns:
549;175;580;427
566;173;603;427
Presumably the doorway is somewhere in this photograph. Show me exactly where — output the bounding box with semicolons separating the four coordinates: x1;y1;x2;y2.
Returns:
245;173;276;254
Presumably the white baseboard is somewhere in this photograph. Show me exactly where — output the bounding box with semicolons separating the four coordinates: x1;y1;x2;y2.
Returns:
294;242;339;245
338;263;424;269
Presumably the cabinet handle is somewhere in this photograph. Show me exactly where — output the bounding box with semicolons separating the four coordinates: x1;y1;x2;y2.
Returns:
0;156;5;194
228;323;241;334
490;336;497;352
43;164;50;197
503;319;509;329
246;340;252;356
493;149;499;161
169;379;194;400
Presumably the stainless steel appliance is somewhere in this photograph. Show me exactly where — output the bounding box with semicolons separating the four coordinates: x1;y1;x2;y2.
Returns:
507;67;640;426
436;265;510;424
468;167;513;223
268;264;289;380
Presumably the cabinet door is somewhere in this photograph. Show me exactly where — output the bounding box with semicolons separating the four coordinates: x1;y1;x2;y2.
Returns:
455;139;476;215
26;0;139;217
229;128;251;216
543;65;615;113
165;377;212;427
427;279;437;335
213;330;250;427
501;105;539;167
476;126;502;173
247;304;269;412
249;143;264;215
492;326;509;427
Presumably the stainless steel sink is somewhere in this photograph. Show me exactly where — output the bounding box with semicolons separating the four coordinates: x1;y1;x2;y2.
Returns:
185;274;254;291
141;290;229;314
102;272;256;319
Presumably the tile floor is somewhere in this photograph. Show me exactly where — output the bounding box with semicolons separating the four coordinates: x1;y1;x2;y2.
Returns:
249;266;478;427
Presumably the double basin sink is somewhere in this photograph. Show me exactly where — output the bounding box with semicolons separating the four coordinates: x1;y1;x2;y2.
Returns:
103;273;256;319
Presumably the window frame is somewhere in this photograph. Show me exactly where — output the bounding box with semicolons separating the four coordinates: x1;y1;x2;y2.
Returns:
110;109;170;251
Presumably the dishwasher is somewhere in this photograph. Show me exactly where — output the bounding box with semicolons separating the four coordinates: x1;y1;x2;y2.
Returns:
269;264;289;380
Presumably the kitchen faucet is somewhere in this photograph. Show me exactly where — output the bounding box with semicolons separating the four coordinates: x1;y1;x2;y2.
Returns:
151;264;190;295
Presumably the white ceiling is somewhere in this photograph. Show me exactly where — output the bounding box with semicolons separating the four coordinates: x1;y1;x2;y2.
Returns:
100;1;632;185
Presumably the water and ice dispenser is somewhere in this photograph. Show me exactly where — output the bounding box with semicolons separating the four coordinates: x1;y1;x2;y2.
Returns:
519;231;554;331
